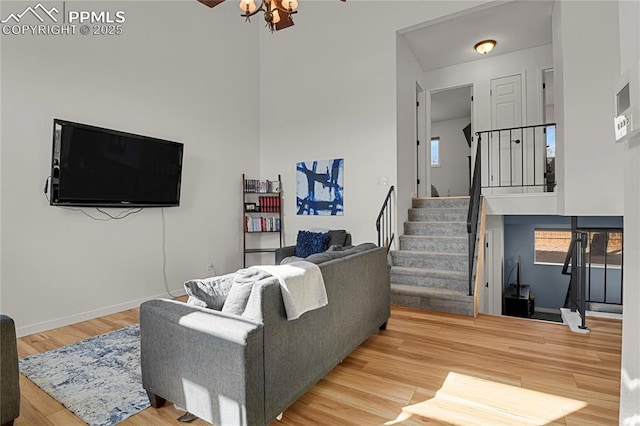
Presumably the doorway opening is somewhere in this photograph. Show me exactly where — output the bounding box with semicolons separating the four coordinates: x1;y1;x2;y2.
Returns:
429;85;473;197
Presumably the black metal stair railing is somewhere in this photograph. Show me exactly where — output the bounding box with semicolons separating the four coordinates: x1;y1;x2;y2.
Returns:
466;135;482;296
562;217;590;330
476;123;556;191
376;185;395;251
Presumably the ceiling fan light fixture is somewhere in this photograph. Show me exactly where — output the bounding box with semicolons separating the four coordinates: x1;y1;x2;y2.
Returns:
474;39;496;55
239;0;257;13
281;0;298;11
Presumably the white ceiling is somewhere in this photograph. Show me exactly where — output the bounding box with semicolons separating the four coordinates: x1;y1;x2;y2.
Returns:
431;85;472;122
401;0;554;73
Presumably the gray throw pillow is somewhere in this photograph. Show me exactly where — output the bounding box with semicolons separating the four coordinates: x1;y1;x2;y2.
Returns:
184;273;235;311
221;270;256;316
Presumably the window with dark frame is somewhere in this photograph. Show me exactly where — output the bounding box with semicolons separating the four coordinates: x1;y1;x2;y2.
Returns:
534;229;623;267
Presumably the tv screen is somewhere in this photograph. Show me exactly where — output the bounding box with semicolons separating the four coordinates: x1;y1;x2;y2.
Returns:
50;119;183;207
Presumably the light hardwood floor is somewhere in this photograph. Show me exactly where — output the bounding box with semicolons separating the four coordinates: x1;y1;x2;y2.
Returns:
16;303;622;425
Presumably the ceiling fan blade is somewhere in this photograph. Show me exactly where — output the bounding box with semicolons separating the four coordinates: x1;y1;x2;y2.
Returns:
198;0;225;8
275;11;295;31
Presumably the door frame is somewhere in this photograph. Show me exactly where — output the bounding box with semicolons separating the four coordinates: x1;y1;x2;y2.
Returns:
416;83;426;197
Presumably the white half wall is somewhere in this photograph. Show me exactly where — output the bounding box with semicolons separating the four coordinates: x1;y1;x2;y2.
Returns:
396;33;425;244
0;1;260;336
431;117;472;196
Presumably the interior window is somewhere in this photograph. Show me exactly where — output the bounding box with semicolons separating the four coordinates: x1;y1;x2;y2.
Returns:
534;229;571;264
430;137;440;167
534;229;623;267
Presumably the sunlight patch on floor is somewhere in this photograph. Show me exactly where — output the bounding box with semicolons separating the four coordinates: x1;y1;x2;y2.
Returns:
386;371;588;426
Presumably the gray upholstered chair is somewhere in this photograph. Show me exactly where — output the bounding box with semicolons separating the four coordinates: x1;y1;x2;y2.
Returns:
1;315;20;426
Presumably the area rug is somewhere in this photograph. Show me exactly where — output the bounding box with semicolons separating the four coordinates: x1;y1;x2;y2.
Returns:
19;324;150;426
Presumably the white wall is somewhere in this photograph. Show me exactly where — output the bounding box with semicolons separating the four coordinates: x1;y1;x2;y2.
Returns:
0;1;260;335
431;117;471;196
396;34;426;243
619;0;640;422
553;1;624;216
423;44;553;142
423;44;553;203
258;1;484;246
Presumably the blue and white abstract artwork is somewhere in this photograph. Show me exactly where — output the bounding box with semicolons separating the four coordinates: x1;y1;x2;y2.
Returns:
296;158;344;215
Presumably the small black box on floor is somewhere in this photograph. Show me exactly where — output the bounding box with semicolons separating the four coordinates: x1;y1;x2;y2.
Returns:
504;284;533;318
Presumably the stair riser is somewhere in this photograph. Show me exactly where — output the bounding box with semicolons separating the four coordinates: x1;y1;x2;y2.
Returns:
404;222;467;237
391;252;468;272
391;293;474;316
391;273;468;292
412;198;469;209
399;237;468;254
408;209;467;222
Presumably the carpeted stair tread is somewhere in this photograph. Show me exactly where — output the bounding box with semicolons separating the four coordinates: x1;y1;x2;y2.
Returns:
391;283;472;300
412;197;470;209
392;249;467;258
399;235;468;253
390;250;468;272
404;221;468;237
391;265;467;280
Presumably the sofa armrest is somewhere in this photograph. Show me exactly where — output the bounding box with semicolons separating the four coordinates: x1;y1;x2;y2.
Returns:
1;315;20;425
275;245;296;264
140;299;265;426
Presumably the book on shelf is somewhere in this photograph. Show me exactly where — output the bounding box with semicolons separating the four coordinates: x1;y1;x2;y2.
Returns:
257;195;280;213
244;178;281;193
244;178;280;193
244;216;281;233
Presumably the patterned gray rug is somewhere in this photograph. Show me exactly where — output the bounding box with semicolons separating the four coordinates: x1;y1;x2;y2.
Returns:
19;324;149;426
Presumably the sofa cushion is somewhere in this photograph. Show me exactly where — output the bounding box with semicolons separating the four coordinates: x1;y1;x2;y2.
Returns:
327;229;348;247
184;273;235;310
342;242;378;254
295;231;329;258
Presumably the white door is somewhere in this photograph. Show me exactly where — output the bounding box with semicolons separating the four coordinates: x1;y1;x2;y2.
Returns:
490;75;523;187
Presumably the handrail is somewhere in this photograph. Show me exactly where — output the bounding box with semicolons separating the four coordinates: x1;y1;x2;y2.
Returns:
475;122;556;134
466;134;482;296
376;185;395;251
473;197;487;318
562;217;589;330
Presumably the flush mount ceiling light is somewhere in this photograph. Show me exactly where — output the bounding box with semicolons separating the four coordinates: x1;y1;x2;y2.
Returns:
198;0;346;32
474;39;497;55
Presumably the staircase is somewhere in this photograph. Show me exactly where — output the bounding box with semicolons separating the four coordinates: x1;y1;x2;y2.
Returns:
390;196;474;316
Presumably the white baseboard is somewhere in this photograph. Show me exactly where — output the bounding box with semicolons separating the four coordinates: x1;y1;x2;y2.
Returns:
16;289;186;338
534;307;561;314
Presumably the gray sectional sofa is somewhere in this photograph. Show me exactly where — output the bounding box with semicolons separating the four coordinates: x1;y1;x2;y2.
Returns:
140;243;390;426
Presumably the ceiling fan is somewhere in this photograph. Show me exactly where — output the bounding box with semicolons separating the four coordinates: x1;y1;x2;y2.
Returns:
198;0;346;32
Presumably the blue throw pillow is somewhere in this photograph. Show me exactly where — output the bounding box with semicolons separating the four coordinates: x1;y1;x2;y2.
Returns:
295;230;329;258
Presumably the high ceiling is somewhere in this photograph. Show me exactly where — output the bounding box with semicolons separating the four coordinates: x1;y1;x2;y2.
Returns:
400;1;554;72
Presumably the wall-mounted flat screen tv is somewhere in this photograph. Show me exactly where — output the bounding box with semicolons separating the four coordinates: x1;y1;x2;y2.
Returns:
50;119;183;207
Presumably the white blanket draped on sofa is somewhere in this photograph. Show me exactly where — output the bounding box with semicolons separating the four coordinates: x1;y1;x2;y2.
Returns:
251;261;327;320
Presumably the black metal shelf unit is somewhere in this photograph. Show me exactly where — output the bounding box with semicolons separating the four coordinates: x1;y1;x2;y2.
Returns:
242;173;283;267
